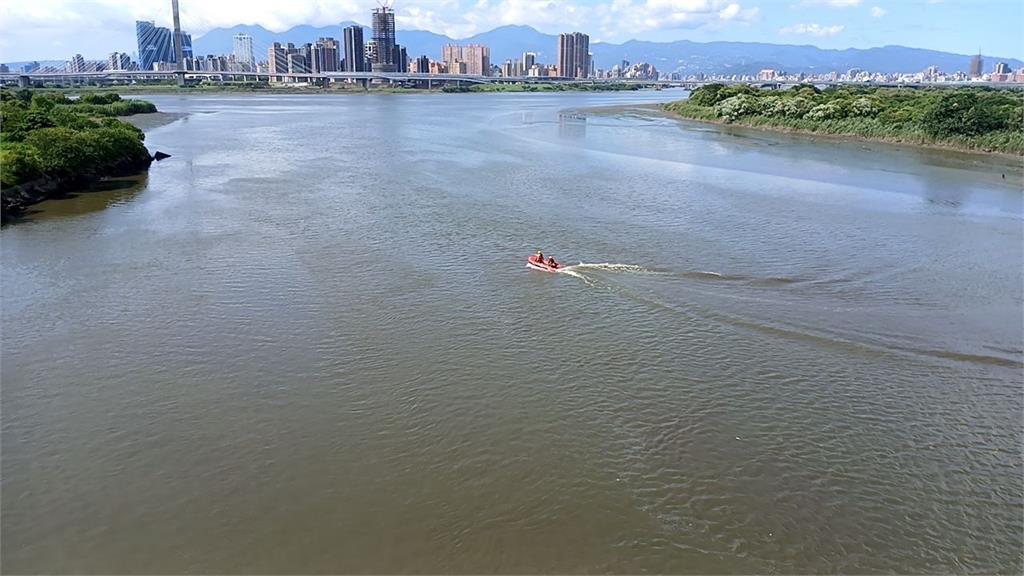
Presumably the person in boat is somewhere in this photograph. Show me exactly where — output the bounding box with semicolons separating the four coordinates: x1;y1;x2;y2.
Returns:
546;256;558;268
535;250;544;263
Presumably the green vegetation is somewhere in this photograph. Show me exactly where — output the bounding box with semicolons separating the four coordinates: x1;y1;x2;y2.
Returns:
1;90;155;218
442;82;642;93
665;84;1024;155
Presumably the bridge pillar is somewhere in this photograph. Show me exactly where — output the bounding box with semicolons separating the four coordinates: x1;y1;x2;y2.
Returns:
175;70;186;87
18;75;30;88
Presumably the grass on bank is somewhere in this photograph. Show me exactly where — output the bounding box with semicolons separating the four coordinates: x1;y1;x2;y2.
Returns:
664;84;1024;155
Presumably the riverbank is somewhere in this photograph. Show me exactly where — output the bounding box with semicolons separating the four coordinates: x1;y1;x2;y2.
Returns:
664;84;1024;156
662;102;1024;159
1;91;157;222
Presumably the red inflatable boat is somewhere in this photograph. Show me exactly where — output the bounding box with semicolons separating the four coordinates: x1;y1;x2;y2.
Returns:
527;254;562;273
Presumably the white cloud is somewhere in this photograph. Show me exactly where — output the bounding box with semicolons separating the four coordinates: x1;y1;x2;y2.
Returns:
800;0;863;7
870;6;886;17
592;0;758;38
779;23;845;37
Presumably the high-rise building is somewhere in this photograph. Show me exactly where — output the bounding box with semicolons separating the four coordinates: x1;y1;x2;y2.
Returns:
268;42;288;75
462;45;489;76
316;38;341;72
181;33;193;61
442;44;490;76
67;54;86;73
522;52;535;72
364;40;378;67
371;5;396;72
343;25;365;72
288;52;309;74
557;32;589;78
392;45;408;73
298;43;313;72
0;64;8;74
107;52;132;71
136;20;169;71
501;59;514;77
994;62;1011;74
136;20;191;71
969;52;984;77
233;33;255;70
442;44;461;72
413;55;430;73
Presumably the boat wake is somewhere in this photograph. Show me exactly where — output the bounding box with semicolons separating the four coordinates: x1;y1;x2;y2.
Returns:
556;262;804;290
560;263;655;274
556;263;657;286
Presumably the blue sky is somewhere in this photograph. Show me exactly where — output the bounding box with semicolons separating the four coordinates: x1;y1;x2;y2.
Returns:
1;0;1021;62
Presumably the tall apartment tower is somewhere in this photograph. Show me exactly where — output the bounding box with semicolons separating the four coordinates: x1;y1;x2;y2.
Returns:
462;45;490;76
67;54;86;73
522;52;536;72
392;45;408;73
371;6;396;72
268;42;288;75
343;25;365;72
233;33;255;70
310;37;341;73
443;44;490;76
107;52;132;71
557;32;589;78
442;44;461;72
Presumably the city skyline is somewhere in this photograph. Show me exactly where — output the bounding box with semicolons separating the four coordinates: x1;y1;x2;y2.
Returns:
7;0;1018;82
1;0;1022;63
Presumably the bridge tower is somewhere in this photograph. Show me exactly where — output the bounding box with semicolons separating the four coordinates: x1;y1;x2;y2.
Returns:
171;0;186;86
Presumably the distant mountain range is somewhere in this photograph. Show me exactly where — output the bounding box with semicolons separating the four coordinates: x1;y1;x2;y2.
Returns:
193;23;1023;75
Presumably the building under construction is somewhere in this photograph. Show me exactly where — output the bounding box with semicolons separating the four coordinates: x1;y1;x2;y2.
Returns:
371;4;397;72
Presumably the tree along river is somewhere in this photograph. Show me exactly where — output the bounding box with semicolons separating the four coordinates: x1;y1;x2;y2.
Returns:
2;90;1021;574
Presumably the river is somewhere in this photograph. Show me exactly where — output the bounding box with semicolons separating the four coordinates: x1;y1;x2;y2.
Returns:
2;90;1021;573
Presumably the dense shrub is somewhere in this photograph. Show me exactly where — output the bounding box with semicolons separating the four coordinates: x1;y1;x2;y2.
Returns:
669;84;1024;154
22;127;98;179
805;102;847;121
689;83;727;107
715;94;761;122
0;142;43;187
849;97;880;118
0;89;156;189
